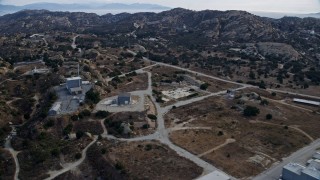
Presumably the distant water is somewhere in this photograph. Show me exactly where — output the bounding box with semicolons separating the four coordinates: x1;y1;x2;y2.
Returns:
0;9;318;19
0;9;168;16
250;11;320;19
79;9;167;15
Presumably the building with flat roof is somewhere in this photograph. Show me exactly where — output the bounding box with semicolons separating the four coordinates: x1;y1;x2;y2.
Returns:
66;77;82;94
48;102;62;116
293;98;320;106
301;168;320;180
282;163;305;180
313;152;320;160
282;161;320;180
117;93;131;106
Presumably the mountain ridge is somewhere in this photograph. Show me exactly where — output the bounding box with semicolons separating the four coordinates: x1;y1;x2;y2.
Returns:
0;2;171;15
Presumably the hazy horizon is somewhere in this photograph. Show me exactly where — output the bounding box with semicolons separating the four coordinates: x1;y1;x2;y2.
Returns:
1;0;319;14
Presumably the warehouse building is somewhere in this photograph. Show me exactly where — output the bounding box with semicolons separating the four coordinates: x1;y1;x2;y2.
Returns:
293;98;320;106
66;77;82;94
281;152;320;180
48;102;62;116
117;93;131;106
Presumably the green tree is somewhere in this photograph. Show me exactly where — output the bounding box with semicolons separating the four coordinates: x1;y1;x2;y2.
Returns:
75;153;82;159
266;114;273;120
147;114;157;120
200;83;210;90
76;131;84;139
85;88;101;104
243;106;260;117
249;71;256;79
95;110;110;118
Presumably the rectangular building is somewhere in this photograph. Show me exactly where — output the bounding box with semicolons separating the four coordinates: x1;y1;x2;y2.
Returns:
66;77;82;94
48;102;62;116
282;162;320;180
282;163;305;180
293;98;320;106
118;93;131;105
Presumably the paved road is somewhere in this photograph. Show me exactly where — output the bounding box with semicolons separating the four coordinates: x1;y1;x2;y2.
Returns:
96;71;153;113
4;127;20;180
128;50;246;87
267;88;320;100
105;63;157;82
71;35;79;49
253;139;320;180
198;139;236;158
128;50;320;102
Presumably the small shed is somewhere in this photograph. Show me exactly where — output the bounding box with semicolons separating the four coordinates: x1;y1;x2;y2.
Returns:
118;93;131;105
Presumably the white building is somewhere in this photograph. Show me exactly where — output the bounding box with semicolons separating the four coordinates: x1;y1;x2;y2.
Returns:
66;77;82;94
48;102;62;116
293;98;320;106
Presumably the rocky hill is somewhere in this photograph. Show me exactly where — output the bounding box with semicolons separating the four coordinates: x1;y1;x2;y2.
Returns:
0;8;319;61
0;8;319;40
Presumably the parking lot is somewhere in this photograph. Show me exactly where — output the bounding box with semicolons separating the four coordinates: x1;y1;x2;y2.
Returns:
95;91;145;113
54;84;92;115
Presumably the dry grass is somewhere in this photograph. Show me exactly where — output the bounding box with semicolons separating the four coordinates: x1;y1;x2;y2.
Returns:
165;93;316;178
169;129;228;155
0;149;15;180
195;76;240;93
103;140;202;180
104;73;149;98
203;143;264;179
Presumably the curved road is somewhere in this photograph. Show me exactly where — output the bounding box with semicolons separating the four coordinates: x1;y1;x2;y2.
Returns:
4;127;20;180
6;50;320;179
44;136;98;180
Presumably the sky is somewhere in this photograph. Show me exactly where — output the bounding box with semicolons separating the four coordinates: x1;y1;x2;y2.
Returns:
1;0;320;14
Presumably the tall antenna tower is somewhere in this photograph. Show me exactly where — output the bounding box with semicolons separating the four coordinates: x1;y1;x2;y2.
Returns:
78;63;80;77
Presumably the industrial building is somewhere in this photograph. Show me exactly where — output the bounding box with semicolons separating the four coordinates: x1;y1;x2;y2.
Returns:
66;77;82;94
281;152;320;180
117;93;131;105
293;98;320;106
48;102;62;116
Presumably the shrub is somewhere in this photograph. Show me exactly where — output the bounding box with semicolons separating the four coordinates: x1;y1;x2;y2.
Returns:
51;148;60;157
24;113;30;120
200;83;210;90
243;106;260;117
85;88;101;104
115;162;124;170
147;114;157;120
260;99;269;106
75;153;82;159
101;148;107;154
266;114;273;120
63;124;73;135
217;131;224;136
271;92;276;96
76;131;84;139
142;124;150;129
44;119;55;129
95;110;109;118
80;109;91;117
70;114;79;121
144;144;152;151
